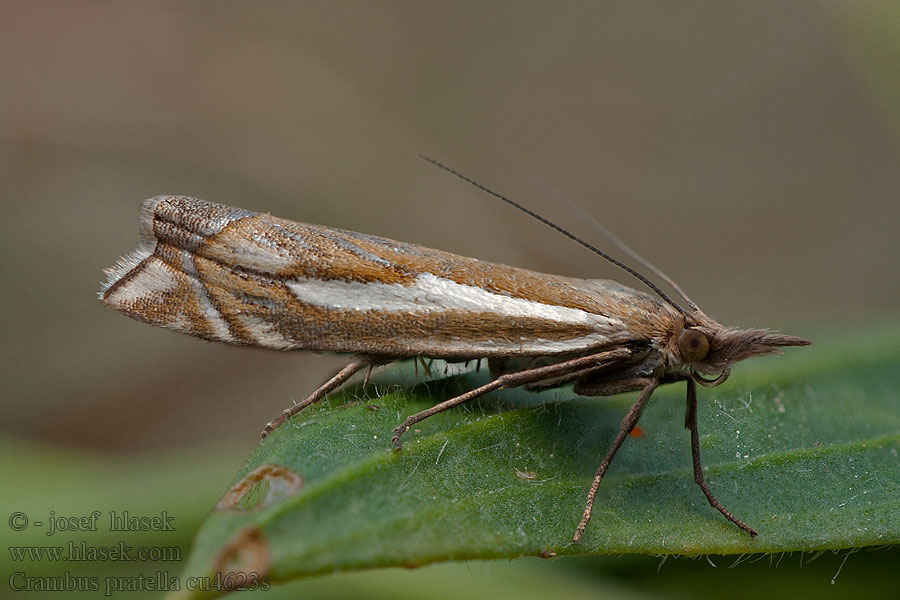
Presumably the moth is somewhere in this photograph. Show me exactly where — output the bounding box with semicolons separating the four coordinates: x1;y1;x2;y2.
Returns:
100;162;809;542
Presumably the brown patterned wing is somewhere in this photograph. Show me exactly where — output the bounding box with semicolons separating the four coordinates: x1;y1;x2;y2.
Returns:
101;196;670;358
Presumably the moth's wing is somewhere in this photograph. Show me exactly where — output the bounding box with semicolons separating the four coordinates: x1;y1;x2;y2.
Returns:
101;196;641;358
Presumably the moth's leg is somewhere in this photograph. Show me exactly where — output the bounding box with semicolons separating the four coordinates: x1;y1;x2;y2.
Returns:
260;355;374;440
573;377;648;397
391;347;633;451
418;356;433;377
572;368;686;397
685;377;758;537
571;378;658;542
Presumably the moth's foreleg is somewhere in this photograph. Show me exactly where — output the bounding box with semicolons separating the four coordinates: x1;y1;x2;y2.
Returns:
685;377;758;537
573;376;651;398
390;347;632;451
260;355;375;440
572;378;658;542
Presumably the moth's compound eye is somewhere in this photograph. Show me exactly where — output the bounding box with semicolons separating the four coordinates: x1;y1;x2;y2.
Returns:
678;328;710;362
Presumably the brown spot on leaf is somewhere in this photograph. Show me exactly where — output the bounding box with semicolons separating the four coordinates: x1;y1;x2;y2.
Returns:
211;525;270;590
215;463;303;511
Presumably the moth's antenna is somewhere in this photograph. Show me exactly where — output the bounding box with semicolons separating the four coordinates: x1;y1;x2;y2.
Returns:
419;155;693;320
528;177;699;312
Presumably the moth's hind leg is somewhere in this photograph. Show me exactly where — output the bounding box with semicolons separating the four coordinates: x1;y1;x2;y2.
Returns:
390;348;633;451
260;355;379;440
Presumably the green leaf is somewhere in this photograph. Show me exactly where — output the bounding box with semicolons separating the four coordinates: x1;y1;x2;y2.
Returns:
174;328;900;598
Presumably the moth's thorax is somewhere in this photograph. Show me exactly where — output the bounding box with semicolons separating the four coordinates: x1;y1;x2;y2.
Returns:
578;280;687;370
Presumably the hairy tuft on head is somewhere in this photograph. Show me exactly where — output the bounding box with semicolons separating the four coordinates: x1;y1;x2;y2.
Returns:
700;327;810;371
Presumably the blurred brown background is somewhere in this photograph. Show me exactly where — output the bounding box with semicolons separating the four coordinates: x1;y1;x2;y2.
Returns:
1;0;898;457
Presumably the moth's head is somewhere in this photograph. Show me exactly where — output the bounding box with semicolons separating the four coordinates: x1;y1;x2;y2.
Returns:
674;314;810;386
